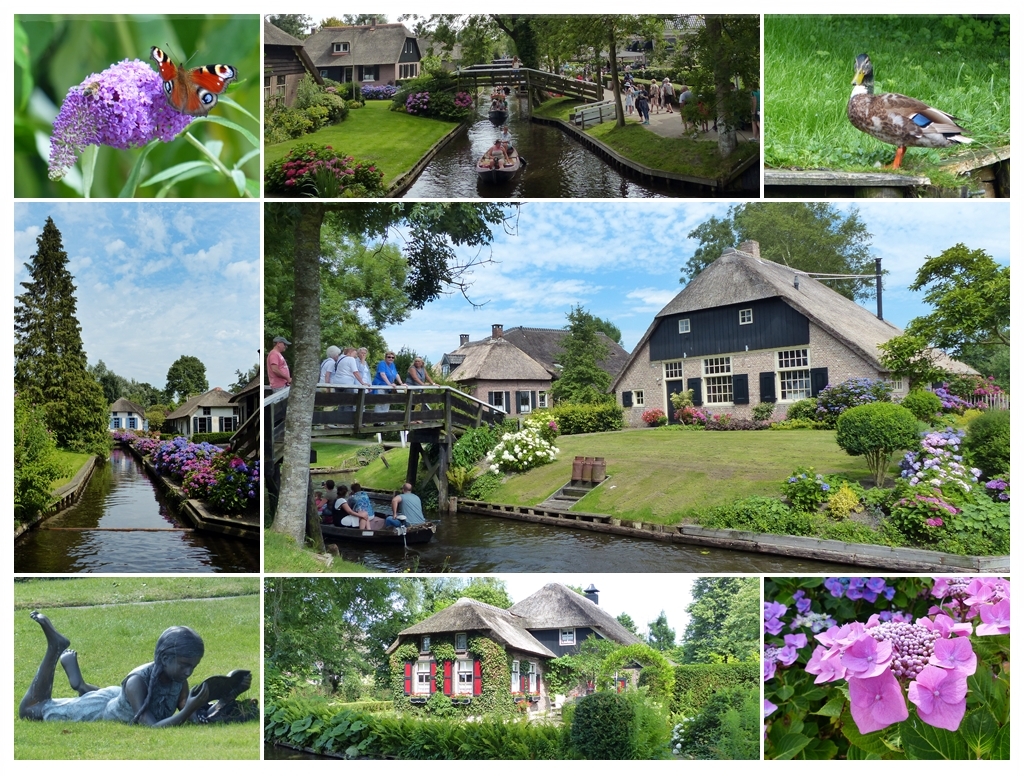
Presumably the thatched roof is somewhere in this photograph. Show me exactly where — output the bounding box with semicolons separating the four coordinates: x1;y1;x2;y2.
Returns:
264;19;304;47
448;337;552;382
613;242;975;390
388;598;555;658
304;23;418;68
165;388;235;420
509;583;641;646
110;397;146;416
446;326;628;383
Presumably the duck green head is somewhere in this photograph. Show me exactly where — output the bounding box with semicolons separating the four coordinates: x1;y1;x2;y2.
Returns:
852;53;875;92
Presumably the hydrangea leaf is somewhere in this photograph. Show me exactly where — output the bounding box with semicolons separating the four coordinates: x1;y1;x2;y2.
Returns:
839;710;896;755
898;719;968;760
958;709;998;758
845;744;883;759
772;732;812;760
991;721;1010;760
812;696;846;718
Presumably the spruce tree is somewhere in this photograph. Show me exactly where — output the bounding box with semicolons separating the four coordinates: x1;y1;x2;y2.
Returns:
14;217;110;455
550;305;612;404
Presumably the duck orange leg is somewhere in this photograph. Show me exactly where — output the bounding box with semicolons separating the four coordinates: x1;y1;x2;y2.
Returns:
890;145;906;170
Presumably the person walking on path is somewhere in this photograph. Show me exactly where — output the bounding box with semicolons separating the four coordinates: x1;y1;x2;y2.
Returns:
662;78;675;114
635;88;650;124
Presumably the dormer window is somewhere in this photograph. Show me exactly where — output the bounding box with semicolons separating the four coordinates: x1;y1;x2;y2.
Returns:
333;42;350;53
739;308;753;325
455;633;467;652
678;318;690;334
559;628;576;646
421;635;431;652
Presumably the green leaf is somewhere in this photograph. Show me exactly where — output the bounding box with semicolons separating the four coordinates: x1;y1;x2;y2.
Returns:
245;177;259;198
991;720;1010;759
219;94;258;122
959;709;998;758
203;114;259;148
80;145;98;199
813;696;846;718
776;684;795;701
801;738;839;760
840;710;896;755
899;719;968;760
772;733;812;760
846;744;883;759
140;160;210;186
236;147;261;168
118;139;161;197
156;166;218;198
231;168;246;196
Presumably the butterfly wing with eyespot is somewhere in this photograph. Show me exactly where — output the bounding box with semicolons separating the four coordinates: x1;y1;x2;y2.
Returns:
150;46;237;116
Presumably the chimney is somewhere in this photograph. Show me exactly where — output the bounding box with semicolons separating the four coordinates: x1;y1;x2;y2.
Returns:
459;334;469;347
793;274;800;290
737;240;760;258
491;324;504;339
583;584;599;605
875;257;883;320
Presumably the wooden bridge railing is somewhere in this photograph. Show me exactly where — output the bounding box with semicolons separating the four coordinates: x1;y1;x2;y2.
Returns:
263;385;506;508
455;66;603;106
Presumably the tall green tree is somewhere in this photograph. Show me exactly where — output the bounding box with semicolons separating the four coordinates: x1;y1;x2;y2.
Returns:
904;244;1010;355
342;14;388;26
230;363;260;392
681;203;876;301
266;203;514;547
14;398;71;520
268;14;312;39
551;306;612;405
617;613;640;635
164;355;208;403
678;577;744;664
424;577;513;613
646;611;677;651
14;216;109;454
89;360;129;405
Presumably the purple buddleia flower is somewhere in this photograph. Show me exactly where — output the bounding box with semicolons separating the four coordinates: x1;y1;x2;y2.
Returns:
49;58;193;180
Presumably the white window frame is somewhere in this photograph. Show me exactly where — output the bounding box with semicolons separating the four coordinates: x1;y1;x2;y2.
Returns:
559;628;576;646
488;391;505;410
399;63;418;79
633;389;645;407
421;635;431;653
703;357;733;405
405;40;415;54
776;349;812;402
414;660;432;694
739;308;753;325
538;391;547;408
510;660;520;692
456;659;474;694
333;42;350;53
517;390;532;415
888;377;905;393
664;361;683;380
678;318;690;334
527;664;539;694
455;633;467;652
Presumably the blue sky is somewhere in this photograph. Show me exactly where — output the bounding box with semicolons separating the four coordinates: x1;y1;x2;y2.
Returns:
13;202;261;392
381;201;1010;363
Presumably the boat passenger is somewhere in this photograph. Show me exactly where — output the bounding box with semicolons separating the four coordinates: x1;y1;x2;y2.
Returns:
332;485;370;530
482;139;510;169
390;483;426;526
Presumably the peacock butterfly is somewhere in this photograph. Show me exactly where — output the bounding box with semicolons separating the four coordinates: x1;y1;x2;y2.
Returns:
150;46;237;117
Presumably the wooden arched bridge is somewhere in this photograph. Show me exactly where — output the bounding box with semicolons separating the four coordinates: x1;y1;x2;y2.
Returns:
456;65;603;109
264;385;506;510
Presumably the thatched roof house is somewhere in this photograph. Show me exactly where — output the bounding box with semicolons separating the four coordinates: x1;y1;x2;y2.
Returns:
612;240;977;426
264;20;323;108
165;387;238;437
303;23;422;86
386;583;638;712
109;397;147;431
443;324;629;416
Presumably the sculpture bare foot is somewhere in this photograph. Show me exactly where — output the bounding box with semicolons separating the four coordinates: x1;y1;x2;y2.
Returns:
31;611;71;653
60;649;99;695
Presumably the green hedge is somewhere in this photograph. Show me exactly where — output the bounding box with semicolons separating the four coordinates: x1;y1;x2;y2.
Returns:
672;663;759;716
548;403;625;435
191;432;234;444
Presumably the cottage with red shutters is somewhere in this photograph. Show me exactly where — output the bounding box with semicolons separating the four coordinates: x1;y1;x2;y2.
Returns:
385;583;640;714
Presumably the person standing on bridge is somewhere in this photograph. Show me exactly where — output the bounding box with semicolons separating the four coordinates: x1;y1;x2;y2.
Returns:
267;336;291;391
372;351;404;415
319;345;341;385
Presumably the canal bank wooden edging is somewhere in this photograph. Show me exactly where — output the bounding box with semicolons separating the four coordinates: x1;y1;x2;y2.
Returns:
530;113;757;195
119;444;260;542
456;499;1009;573
15;455;101;538
387;122;469;198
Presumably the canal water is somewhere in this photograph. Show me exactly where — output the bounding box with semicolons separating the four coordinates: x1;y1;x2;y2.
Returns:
14;448;258;573
402;95;675;198
328;508;874;574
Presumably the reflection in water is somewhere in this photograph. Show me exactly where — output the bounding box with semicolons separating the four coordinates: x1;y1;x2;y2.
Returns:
330;510;875;574
14;448;257;573
403;97;675;198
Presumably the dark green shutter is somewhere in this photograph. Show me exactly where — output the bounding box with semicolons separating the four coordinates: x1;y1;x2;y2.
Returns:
810;368;829;397
759;372;777;403
687;378;702;406
733;374;749;404
622;391;633;408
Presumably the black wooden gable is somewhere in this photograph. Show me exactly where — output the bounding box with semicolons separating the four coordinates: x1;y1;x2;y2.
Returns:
398;38;420;63
527;627;598;658
649;297;809;362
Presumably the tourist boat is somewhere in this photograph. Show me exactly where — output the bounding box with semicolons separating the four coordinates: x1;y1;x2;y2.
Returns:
321;520;437;546
488;107;508;125
476;148;522;185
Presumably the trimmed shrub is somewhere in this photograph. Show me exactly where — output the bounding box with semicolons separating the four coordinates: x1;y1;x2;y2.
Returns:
835;402;918;487
752;401;777;422
900;389;943;421
548;402;624;435
815;378;893;428
672;685;759;760
673;663;759;717
569;691;671;760
963;409;1010;479
785;398;818;421
191;432;234;445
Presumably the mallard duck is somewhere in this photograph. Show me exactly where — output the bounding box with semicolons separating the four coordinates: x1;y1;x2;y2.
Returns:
848;53;972;169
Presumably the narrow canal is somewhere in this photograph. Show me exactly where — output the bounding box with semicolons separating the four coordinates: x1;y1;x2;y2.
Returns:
14;448;258;573
329;509;874;574
402;95;675;198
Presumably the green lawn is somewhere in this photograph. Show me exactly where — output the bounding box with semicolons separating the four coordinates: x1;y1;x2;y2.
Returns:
14;580;259;760
311;439;366;469
264;528;374;573
764;15;1010;172
486;427;872;525
49;449;93;490
264;100;458;187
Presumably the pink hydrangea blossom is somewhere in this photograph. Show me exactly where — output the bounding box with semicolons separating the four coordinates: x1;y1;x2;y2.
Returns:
907;665;969;731
848;671;909;733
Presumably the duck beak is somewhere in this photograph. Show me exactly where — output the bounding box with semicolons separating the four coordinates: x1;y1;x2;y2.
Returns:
852;54;871;86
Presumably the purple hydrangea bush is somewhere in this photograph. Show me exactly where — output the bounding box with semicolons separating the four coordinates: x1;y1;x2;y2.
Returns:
764;576;1010;759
